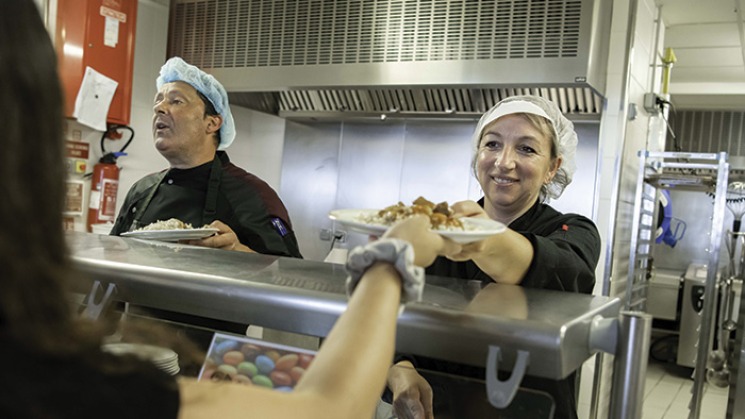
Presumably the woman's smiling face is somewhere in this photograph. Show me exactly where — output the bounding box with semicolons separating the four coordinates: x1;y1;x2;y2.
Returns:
476;113;561;223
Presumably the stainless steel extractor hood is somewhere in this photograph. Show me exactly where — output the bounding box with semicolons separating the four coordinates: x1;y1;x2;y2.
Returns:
168;0;611;121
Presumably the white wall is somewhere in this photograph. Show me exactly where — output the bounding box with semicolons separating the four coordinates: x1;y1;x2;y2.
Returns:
588;0;667;417
116;0;171;216
228;106;286;191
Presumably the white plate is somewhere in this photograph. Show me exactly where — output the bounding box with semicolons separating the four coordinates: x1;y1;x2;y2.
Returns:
121;228;219;242
102;343;178;363
329;209;506;244
102;343;180;375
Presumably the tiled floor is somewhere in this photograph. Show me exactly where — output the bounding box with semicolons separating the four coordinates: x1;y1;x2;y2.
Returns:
643;359;729;419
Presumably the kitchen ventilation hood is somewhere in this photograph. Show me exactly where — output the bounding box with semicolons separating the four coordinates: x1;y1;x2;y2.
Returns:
168;0;610;121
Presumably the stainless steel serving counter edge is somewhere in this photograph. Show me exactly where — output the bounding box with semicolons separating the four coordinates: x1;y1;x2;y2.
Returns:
67;231;621;380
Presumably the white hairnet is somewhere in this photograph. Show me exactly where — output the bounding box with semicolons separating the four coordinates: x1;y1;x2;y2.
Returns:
156;57;236;150
471;95;578;200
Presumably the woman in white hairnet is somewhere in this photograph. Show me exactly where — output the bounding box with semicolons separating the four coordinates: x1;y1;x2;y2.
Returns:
385;95;601;419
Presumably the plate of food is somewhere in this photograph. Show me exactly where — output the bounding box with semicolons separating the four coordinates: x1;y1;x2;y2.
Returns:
121;218;219;242
329;197;506;244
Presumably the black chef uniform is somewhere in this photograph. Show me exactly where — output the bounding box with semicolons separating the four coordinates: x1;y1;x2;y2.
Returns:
111;151;301;258
110;151;302;349
389;199;600;419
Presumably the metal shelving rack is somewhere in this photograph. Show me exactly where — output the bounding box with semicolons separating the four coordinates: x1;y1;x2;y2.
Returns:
626;151;728;419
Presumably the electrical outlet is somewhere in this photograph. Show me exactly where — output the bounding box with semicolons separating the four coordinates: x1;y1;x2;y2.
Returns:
319;228;333;241
644;93;662;115
333;230;347;243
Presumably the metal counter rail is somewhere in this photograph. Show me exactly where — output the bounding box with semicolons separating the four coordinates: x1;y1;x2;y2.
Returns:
67;232;621;384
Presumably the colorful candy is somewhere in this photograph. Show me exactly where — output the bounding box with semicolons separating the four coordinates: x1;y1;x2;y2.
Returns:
200;335;316;392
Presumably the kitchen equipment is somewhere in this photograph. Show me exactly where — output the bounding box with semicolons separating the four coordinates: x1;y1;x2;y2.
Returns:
722;182;745;279
678;263;718;368
167;0;611;121
704;182;745;385
725;182;745;237
647;268;683;322
628;151;728;419
706;277;742;387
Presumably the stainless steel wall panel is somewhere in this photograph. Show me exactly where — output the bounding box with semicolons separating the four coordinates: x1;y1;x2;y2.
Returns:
280;122;342;261
335;123;407;250
336;124;406;209
399;122;475;205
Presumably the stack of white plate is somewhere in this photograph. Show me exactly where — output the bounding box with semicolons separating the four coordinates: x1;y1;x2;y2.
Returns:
102;343;180;376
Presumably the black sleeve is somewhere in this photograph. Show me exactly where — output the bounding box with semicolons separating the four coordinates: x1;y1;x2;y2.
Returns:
220;176;303;258
518;215;600;293
228;204;303;258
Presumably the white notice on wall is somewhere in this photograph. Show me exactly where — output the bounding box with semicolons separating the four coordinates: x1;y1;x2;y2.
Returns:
64;180;85;215
73;67;118;132
104;16;119;47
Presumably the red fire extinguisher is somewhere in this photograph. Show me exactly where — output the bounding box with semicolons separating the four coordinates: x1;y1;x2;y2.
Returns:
86;125;133;232
87;152;125;231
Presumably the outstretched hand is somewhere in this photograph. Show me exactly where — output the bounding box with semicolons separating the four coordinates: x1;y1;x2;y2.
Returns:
445;200;493;262
382;215;461;267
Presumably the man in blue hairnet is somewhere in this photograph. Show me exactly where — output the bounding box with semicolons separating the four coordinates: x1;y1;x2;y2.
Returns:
111;57;302;258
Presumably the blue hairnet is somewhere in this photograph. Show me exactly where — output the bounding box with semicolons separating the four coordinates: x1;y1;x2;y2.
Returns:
156;57;235;150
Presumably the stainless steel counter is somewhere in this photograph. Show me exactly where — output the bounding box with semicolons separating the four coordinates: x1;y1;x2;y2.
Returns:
67;231;621;381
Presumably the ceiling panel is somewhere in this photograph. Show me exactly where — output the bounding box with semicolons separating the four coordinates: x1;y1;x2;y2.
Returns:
673;46;745;67
657;0;741;26
658;0;745;109
671;66;745;82
665;23;741;48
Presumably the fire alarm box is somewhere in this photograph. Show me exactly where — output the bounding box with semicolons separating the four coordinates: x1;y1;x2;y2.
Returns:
55;0;137;126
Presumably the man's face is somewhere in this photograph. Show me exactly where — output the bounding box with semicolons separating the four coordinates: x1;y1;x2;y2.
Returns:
152;81;220;167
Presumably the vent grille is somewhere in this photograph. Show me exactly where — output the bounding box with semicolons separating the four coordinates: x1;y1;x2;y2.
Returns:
668;110;745;156
228;86;602;119
171;0;583;68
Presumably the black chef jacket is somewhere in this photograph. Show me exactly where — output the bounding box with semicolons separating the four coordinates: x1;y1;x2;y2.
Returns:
111;151;302;258
395;200;600;419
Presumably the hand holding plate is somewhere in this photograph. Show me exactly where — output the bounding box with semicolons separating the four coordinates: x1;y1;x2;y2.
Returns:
383;215;461;267
188;220;255;252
